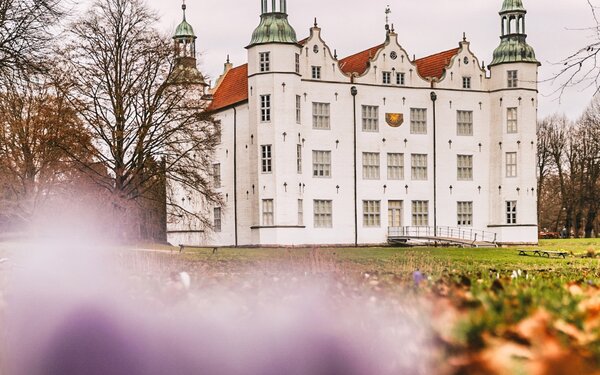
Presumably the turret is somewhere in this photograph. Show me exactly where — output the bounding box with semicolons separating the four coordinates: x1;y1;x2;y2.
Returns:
170;1;207;93
489;0;539;67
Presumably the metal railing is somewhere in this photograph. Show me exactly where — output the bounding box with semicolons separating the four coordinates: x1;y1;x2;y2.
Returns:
388;226;497;244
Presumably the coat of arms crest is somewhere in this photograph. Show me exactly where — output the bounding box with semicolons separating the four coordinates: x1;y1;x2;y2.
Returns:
385;113;404;128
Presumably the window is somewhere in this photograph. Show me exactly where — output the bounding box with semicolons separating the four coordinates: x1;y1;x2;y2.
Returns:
296;95;301;124
314;200;332;228
296;144;302;173
362;105;379;132
457;155;473;181
262;199;274;226
259;52;270;72
411;154;428;180
457;202;473;227
507;107;518;133
462;76;471;89
363;201;381;227
213;207;222;232
396;72;405;85
382;71;391;84
506;152;517;177
387;153;404;180
410;108;427;134
311;66;321;79
412;201;429;226
312;150;331;178
457;110;473;136
260;95;271;122
507;70;518;88
506;201;517;224
388;201;403;227
312;102;330;129
213;163;221;188
362;152;380;180
298;199;303;226
295;53;300;74
261;145;272;173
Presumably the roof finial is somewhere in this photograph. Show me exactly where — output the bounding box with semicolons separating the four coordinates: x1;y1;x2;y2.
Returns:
226;54;230;64
314;17;318;28
463;32;467;42
182;0;187;21
334;49;338;59
391;23;395;33
385;5;391;32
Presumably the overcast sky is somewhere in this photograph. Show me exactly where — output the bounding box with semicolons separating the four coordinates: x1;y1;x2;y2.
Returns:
116;0;597;119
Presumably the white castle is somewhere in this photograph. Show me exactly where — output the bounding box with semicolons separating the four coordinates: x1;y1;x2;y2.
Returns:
167;0;540;247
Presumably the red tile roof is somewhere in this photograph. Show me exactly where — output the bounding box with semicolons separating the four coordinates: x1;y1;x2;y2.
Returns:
339;44;385;75
208;64;249;112
415;48;460;80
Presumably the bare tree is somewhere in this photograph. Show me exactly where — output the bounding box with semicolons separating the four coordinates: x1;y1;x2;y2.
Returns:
61;0;221;239
0;0;64;78
0;73;91;229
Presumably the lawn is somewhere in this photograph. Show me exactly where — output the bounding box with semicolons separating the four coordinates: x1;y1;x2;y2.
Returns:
3;239;600;374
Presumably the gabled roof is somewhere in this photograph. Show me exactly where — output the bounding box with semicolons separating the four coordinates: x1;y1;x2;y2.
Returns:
415;48;460;80
208;64;248;112
339;44;385;75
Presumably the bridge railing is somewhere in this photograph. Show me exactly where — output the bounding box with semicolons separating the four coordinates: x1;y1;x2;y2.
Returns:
388;226;497;244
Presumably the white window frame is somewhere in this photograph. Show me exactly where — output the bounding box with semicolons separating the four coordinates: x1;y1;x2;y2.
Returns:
311;66;321;79
382;71;391;84
260;94;271;122
462;76;471;89
214;207;222;232
506;152;517;177
387;153;404;180
506;201;517;224
457;202;473;227
295;53;300;74
298;199;304;226
362;105;379;132
457;155;473;181
314;200;332;228
312;150;331;178
396;72;405;85
261;145;272;173
259;52;270;72
262;199;274;226
410;108;427;134
412;201;429;227
457;110;473;136
507;70;518;88
507;107;518;134
213;163;221;188
363;200;381;227
411;154;428;181
312;102;330;130
296;144;302;174
362;152;380;180
295;95;301;124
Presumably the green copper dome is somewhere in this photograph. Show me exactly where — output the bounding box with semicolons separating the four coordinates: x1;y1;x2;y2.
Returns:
174;19;195;38
490;37;539;66
248;12;298;47
500;0;526;13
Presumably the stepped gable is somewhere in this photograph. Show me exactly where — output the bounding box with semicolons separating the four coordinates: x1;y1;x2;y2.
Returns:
414;48;460;80
208;64;248;112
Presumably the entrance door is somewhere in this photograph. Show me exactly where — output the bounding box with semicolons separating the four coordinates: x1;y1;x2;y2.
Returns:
388;201;403;227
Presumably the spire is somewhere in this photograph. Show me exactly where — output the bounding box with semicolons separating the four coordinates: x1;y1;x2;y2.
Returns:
182;0;187;20
385;5;391;32
490;0;539;66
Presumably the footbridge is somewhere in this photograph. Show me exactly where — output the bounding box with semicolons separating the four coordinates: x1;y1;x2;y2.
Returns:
388;226;498;248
